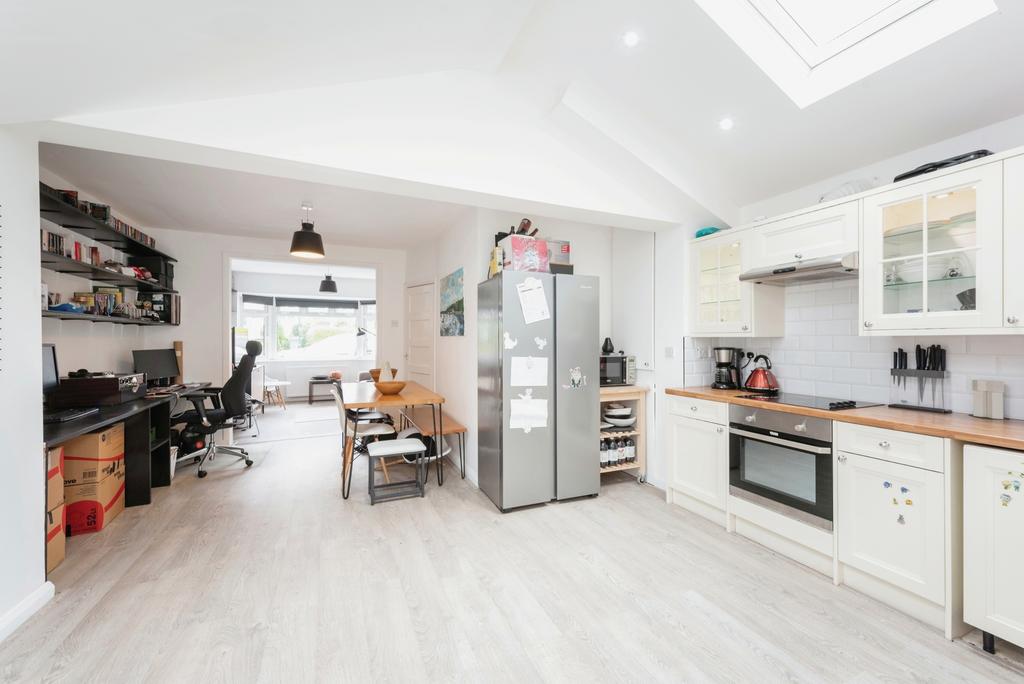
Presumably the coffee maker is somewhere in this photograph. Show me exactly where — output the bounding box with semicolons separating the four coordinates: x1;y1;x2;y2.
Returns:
712;347;743;389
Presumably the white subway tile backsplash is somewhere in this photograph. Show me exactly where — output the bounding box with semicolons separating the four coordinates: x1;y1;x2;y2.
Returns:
682;279;1024;418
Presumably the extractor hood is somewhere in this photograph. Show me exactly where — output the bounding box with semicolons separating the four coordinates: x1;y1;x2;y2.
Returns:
739;253;859;285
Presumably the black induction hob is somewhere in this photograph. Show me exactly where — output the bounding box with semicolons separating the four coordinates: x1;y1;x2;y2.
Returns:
736;393;883;411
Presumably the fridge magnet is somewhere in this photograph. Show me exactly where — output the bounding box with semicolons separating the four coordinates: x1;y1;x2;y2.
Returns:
534;336;548;350
904;499;913;506
892;497;899;506
562;366;587;390
510;388;548;433
439;267;465;336
516;276;551;324
900;486;909;494
897;514;906;525
883;481;892;489
503;332;518;350
1000;493;1012;507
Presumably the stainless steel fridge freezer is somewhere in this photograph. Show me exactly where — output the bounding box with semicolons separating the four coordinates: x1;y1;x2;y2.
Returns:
478;271;599;512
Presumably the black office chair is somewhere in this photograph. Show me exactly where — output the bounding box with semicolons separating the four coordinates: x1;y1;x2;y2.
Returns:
179;341;262;478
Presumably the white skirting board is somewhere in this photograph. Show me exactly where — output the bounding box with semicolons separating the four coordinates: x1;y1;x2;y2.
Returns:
0;582;54;644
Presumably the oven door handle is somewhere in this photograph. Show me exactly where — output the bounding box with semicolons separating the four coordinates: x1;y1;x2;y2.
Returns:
729;427;832;455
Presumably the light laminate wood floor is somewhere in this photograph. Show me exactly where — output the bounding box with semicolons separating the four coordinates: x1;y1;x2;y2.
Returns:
2;435;1023;682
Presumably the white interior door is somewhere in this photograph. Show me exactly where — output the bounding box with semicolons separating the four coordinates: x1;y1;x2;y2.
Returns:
405;283;435;389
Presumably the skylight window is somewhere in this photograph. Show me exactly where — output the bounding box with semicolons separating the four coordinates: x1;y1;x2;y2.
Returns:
694;0;997;107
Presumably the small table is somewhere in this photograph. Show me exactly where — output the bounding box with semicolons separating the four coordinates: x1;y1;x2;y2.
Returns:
337;381;445;499
308;377;335;404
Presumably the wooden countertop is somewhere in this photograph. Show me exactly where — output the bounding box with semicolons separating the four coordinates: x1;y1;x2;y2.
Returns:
600;385;649;398
665;387;1024;452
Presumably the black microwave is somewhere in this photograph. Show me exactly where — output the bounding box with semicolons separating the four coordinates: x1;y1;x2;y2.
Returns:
599;354;636;386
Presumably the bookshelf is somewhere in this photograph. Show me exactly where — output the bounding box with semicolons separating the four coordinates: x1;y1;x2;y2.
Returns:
40;182;180;326
39;183;175;261
40;251;177;294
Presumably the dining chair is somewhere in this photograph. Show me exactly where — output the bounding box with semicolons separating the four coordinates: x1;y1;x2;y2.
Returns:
329;385;396;485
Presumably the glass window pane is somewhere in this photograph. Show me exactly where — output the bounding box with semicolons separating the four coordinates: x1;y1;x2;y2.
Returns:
719;242;741;268
720;300;741;324
699;270;718;304
884;257;923;314
741;440;817;504
883;198;923;259
928;187;976;253
699;303;718;325
718;266;741;302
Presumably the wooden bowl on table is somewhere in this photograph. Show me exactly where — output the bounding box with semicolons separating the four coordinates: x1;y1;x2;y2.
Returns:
374;381;406;396
369;368;398;382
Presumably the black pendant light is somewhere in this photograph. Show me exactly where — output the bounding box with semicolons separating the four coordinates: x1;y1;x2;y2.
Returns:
290;204;325;259
319;274;338;293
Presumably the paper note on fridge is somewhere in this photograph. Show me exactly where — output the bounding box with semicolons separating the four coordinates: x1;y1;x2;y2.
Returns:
516;276;551;324
510;356;548;387
510;397;548;433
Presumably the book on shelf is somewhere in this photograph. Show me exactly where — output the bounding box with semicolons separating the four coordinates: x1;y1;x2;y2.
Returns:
40;229;66;256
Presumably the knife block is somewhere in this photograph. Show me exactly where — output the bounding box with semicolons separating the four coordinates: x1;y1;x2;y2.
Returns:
888;369;951;413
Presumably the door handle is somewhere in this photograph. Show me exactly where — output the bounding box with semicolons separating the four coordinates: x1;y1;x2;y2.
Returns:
864;321;874;329
838;454;847;463
690;405;698;412
1009;316;1020;325
794;253;803;260
878;440;891;448
716;427;724;434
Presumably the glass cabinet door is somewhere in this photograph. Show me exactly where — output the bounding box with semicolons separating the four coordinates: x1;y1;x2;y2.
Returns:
691;237;750;334
864;163;1003;332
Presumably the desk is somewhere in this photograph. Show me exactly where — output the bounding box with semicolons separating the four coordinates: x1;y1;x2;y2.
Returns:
401;405;467;479
44;384;210;507
337;381;445;499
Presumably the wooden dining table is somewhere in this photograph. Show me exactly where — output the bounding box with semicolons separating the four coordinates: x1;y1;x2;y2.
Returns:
337;380;446;499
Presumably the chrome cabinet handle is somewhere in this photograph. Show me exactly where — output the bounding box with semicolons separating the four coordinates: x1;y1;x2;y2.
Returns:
878;440;891;448
1009;316;1020;325
716;427;724;434
794;253;803;260
744;415;756;423
794;423;807;433
690;405;698;412
864;321;874;328
838;454;847;463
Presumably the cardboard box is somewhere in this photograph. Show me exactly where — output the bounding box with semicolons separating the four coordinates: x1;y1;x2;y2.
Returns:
46;504;66;574
63;424;125;486
46;446;64;511
65;465;125;536
545;239;572;265
499;235;550;272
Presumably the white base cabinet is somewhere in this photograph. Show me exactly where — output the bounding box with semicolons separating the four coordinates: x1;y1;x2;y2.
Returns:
964;444;1024;651
837;451;945;604
666;409;728;525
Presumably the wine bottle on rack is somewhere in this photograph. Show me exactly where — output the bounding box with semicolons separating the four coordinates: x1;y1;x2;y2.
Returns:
599;440;608;469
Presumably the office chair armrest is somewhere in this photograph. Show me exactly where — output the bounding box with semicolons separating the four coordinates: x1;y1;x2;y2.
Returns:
193;388;224;410
186;395;212;426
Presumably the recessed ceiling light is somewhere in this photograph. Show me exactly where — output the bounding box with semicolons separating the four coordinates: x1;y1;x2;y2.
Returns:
622;31;641;48
718;117;735;131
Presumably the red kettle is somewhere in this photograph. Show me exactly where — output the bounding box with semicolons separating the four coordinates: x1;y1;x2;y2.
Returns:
744;354;780;394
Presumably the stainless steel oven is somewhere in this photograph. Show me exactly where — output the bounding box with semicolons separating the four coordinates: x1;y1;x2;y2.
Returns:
728;404;833;530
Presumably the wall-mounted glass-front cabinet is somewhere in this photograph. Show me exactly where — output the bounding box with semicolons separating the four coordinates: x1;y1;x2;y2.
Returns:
861;164;1004;332
688;233;784;338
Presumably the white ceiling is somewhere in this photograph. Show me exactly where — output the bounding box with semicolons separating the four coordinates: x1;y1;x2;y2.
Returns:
12;0;1024;225
39;144;473;248
0;0;535;123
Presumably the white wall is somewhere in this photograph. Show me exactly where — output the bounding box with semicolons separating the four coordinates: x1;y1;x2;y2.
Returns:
232;271;375;300
0;128;52;642
739;112;1024;223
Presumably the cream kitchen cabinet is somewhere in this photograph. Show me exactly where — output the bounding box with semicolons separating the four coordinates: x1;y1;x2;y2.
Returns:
837;451;946;605
861;163;1004;333
747;201;859;270
964;444;1024;652
667;412;729;525
687;232;783;337
1003;155;1024;330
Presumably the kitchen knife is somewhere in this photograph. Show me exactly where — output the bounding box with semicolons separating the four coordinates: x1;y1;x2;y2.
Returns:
893;351;899;386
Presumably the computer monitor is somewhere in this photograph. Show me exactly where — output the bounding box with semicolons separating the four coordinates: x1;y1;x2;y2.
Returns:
42;343;59;396
133;348;180;386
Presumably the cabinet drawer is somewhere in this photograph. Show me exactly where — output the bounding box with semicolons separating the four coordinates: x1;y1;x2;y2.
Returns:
835;423;944;472
667;396;728;425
